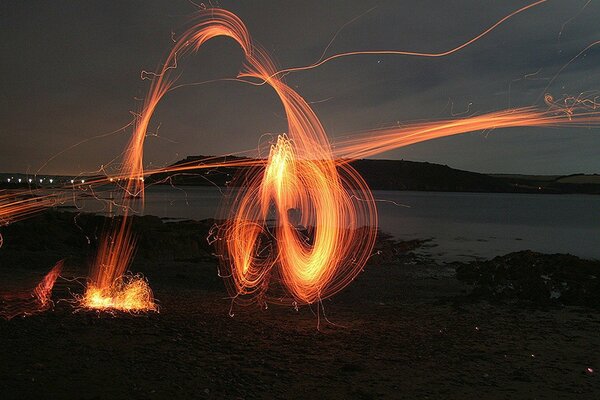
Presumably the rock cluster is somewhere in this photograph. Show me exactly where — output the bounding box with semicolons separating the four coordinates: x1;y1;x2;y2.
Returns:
455;250;600;308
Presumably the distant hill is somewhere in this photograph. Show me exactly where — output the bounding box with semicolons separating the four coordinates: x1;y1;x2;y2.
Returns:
3;159;598;194
490;173;600;194
349;159;511;192
147;155;543;193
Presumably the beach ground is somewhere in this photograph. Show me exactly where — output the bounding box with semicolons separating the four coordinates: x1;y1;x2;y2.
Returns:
0;213;598;399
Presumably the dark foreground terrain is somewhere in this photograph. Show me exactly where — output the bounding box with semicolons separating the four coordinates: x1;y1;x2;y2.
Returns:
0;212;598;399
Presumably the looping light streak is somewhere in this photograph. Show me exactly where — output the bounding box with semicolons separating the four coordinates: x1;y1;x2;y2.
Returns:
86;8;379;307
103;6;600;308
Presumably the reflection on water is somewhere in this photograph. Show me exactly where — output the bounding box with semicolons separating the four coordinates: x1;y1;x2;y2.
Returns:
70;185;600;262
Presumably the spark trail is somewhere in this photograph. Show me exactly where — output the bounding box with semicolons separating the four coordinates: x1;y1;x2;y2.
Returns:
0;260;63;320
331;105;600;160
101;6;600;309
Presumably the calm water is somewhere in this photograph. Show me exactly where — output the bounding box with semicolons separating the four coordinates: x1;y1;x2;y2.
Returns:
73;186;600;262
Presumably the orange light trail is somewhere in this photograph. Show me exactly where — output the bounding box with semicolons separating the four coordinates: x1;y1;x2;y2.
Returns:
0;192;62;239
332;106;600;160
78;8;379;307
271;0;548;78
0;260;63;320
76;5;600;309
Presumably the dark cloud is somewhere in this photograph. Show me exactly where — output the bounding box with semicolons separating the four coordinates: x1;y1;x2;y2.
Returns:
1;0;599;175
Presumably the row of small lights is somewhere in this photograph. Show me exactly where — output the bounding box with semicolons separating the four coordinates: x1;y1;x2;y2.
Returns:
6;177;144;184
5;177;82;184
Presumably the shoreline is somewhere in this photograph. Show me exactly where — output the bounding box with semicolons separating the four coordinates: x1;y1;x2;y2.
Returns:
0;211;599;398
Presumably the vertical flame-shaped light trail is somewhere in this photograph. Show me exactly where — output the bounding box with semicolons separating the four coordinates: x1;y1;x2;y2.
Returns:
0;260;63;320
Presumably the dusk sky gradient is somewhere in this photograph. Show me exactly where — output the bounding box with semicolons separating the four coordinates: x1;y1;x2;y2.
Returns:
1;0;599;175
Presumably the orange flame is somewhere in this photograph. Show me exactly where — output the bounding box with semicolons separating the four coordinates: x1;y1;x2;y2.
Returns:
81;219;157;313
0;260;63;319
80;274;157;313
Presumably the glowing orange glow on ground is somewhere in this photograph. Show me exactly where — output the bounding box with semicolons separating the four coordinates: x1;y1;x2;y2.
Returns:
80;216;157;312
80;275;157;313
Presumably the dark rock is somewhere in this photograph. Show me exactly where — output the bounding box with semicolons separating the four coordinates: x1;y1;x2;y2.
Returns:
455;250;600;308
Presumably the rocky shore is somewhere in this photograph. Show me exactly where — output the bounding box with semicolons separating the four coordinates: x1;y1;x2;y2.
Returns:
0;211;598;399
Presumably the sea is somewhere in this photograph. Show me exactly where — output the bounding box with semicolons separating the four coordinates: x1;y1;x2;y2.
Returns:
67;185;600;262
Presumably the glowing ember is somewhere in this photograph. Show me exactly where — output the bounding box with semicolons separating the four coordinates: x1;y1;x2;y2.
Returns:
82;222;157;312
80;275;157;313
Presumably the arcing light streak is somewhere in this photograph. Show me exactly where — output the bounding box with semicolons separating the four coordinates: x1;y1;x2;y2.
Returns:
98;8;378;306
332;106;600;160
271;0;548;78
107;5;600;307
0;192;60;227
78;9;258;312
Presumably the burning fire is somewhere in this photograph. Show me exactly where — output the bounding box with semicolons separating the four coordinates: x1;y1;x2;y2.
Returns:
80;221;157;313
80;275;157;313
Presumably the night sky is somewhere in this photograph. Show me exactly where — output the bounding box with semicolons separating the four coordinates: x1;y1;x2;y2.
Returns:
1;0;599;175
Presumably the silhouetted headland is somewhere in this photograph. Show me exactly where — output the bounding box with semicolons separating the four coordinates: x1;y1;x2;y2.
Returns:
145;155;600;194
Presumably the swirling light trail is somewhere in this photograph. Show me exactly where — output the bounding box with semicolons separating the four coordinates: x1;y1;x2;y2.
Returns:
91;5;599;309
